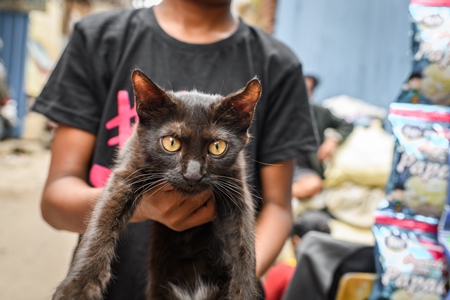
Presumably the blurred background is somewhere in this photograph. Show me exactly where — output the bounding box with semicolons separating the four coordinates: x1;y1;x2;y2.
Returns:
0;1;412;300
0;0;410;140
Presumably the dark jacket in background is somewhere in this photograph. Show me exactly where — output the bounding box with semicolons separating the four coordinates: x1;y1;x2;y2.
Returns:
300;104;354;178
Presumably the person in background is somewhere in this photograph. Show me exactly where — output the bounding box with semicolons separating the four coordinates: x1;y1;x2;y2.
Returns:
292;75;353;200
263;210;331;300
0;64;17;140
396;72;430;104
31;0;317;299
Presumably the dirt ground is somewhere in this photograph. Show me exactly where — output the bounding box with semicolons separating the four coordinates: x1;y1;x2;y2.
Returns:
0;117;78;300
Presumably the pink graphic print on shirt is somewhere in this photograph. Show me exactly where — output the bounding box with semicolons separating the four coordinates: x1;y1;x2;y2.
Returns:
89;90;137;187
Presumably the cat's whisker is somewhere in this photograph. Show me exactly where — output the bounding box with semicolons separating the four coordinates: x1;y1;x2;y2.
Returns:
131;177;163;193
134;179;168;200
215;186;244;210
214;179;244;197
133;180;166;203
211;180;245;212
128;175;166;187
214;175;262;201
175;191;188;209
215;175;262;200
211;186;235;214
123;172;167;184
248;158;281;167
123;167;148;182
122;169;168;185
142;181;171;199
218;81;224;96
212;106;234;126
167;80;173;91
133;182;171;220
134;182;172;219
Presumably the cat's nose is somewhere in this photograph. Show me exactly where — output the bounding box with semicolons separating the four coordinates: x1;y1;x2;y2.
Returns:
183;173;203;184
183;160;203;184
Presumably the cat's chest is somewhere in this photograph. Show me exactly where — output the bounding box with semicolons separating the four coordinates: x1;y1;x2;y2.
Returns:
152;221;228;258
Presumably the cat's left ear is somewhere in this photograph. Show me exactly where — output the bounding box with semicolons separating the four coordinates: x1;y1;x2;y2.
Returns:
131;69;174;122
132;69;171;106
221;78;262;123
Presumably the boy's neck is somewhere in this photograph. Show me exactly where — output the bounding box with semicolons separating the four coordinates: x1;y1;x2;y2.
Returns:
154;0;238;44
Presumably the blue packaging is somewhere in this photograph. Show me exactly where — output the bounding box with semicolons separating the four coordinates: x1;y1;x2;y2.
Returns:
397;0;450;105
370;202;448;299
386;103;450;217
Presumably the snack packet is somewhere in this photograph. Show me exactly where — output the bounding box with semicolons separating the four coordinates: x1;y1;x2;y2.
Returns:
438;204;450;299
397;0;450;105
386;103;450;217
370;202;448;300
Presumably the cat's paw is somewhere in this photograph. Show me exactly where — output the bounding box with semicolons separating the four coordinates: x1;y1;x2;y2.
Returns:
52;266;111;299
52;280;104;300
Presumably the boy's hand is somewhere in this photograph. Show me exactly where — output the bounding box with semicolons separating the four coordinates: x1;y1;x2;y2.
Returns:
130;186;215;231
317;138;339;163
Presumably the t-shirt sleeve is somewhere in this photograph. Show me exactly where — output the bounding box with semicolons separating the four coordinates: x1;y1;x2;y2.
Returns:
32;24;101;134
258;64;318;164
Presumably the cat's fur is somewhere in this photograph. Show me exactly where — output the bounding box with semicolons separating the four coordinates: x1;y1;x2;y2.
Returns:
52;69;261;300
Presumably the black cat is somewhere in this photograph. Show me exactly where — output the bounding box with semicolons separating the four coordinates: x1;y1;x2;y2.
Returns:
52;69;261;300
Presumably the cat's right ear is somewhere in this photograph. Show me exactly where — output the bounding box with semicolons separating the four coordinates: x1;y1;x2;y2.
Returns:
216;78;262;130
131;69;173;120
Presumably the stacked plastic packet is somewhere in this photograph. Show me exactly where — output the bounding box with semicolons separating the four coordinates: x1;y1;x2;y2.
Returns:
370;0;450;298
370;104;450;299
439;204;450;300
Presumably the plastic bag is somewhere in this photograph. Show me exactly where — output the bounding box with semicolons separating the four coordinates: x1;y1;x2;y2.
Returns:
370;202;448;300
386;103;450;217
323;120;394;189
397;0;450;105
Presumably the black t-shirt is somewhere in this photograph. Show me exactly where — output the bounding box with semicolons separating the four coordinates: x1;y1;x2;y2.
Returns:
33;7;316;299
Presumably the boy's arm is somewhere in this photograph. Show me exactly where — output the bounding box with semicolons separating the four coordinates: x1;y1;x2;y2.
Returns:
41;125;100;233
255;159;294;278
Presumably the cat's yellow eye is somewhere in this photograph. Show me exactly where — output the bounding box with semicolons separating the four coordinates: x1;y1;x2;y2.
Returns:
161;136;181;152
208;140;227;156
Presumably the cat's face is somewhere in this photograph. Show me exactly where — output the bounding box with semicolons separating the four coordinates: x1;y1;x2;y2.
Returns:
131;70;261;195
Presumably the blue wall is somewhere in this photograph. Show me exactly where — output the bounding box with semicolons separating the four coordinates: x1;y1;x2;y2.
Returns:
0;10;29;137
274;0;411;109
